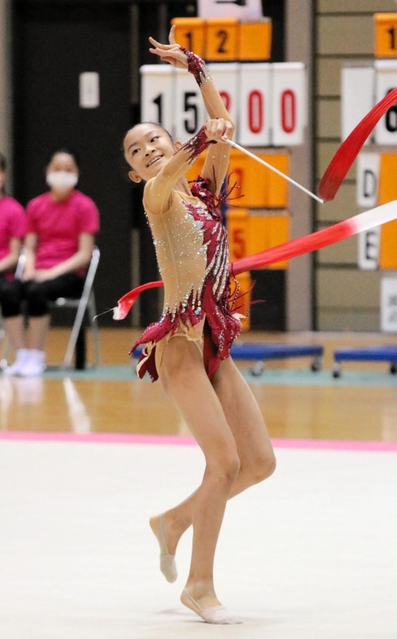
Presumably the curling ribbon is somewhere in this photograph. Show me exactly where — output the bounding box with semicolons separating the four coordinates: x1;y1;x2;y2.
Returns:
113;200;397;319
319;88;397;201
114;280;163;320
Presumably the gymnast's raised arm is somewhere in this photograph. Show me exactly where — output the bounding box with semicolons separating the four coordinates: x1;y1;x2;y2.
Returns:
148;26;234;195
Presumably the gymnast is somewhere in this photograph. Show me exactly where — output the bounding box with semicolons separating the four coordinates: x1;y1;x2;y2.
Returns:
123;27;276;624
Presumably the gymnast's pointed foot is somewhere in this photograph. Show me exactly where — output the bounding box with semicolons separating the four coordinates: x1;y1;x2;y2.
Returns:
149;514;177;583
181;587;243;624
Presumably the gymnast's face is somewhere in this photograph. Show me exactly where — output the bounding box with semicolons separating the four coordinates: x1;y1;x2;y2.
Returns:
124;123;180;183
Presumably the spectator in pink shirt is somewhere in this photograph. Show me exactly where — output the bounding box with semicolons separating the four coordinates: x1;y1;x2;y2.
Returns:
4;149;100;376
0;152;26;358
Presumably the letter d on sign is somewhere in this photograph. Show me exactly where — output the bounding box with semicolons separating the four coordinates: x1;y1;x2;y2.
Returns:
357;153;380;207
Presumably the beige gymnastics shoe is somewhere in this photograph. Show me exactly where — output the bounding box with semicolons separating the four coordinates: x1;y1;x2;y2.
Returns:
181;588;243;624
149;514;177;583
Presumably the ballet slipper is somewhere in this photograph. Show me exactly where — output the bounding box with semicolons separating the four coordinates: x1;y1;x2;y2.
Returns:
181;588;243;624
149;514;177;583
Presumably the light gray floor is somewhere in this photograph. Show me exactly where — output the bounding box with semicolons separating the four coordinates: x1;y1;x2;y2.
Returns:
1;440;396;638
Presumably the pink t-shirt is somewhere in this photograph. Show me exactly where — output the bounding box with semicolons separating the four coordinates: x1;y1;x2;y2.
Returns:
26;190;100;270
0;195;26;264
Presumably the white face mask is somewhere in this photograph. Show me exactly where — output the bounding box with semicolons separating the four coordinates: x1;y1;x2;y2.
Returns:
46;171;78;190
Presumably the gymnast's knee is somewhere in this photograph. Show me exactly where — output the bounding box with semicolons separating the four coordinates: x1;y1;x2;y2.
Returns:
245;451;276;485
207;453;241;487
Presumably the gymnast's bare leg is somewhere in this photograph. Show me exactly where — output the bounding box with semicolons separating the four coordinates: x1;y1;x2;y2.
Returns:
151;336;276;620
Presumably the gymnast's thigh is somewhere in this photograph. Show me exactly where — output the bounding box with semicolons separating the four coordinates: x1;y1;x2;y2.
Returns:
155;334;239;457
155;332;203;383
211;356;274;463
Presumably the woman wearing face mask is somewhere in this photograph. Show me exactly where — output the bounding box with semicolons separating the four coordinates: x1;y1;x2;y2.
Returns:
4;149;100;376
0;152;26;358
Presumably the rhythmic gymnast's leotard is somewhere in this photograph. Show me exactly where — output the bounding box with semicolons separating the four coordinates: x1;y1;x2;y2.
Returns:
131;175;241;382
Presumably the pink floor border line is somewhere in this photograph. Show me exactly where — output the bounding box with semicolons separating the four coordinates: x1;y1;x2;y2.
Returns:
0;431;396;452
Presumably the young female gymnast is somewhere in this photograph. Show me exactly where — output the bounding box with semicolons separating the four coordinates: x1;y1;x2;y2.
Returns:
123;27;276;624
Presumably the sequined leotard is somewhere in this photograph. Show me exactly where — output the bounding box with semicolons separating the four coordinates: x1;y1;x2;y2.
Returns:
131;175;241;382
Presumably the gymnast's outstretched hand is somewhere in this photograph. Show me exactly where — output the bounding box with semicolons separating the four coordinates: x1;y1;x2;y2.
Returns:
149;25;188;69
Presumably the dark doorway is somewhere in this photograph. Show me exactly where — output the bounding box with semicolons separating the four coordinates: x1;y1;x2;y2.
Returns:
13;2;133;324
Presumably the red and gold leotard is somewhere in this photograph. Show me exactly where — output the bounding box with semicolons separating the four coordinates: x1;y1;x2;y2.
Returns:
131;176;241;381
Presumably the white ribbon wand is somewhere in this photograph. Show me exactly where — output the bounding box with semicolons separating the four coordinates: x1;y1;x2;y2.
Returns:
225;139;325;205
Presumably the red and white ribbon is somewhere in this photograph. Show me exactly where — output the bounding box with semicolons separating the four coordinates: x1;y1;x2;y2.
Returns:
113;200;397;319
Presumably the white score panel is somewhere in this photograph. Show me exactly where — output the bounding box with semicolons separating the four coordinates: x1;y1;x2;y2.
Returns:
374;61;397;145
381;276;397;332
174;68;206;141
198;0;262;19
238;63;271;147
358;227;380;271
356;153;380;208
341;65;375;143
140;65;174;137
207;63;239;133
271;62;306;146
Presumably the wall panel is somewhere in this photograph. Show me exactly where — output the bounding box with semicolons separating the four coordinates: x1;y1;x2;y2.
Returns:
316;183;357;222
317;16;374;55
317;269;382;307
314;1;396;331
318;0;397;13
317;310;380;332
317;235;357;265
317;98;340;138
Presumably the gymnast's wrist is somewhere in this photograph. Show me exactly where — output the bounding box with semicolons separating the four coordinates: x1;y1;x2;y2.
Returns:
179;47;211;87
180;125;215;164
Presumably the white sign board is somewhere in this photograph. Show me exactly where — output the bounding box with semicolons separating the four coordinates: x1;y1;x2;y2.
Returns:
357;227;380;271
140;63;307;147
238;63;271;146
174;68;206;141
356;153;380;208
207;63;239;129
140;66;175;136
374;60;397;145
341;65;375;143
271;62;306;146
198;0;262;19
381;276;397;332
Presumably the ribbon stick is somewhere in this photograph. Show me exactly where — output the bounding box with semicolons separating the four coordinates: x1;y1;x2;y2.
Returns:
113;200;397;319
319;88;397;201
226;139;325;205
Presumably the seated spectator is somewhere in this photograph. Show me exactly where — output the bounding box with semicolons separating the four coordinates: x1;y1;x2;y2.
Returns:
4;149;100;376
0;152;26;363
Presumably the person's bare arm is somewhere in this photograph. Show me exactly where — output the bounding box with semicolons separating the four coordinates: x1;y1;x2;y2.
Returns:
149;26;234;195
144;120;228;214
21;232;37;281
0;237;21;274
